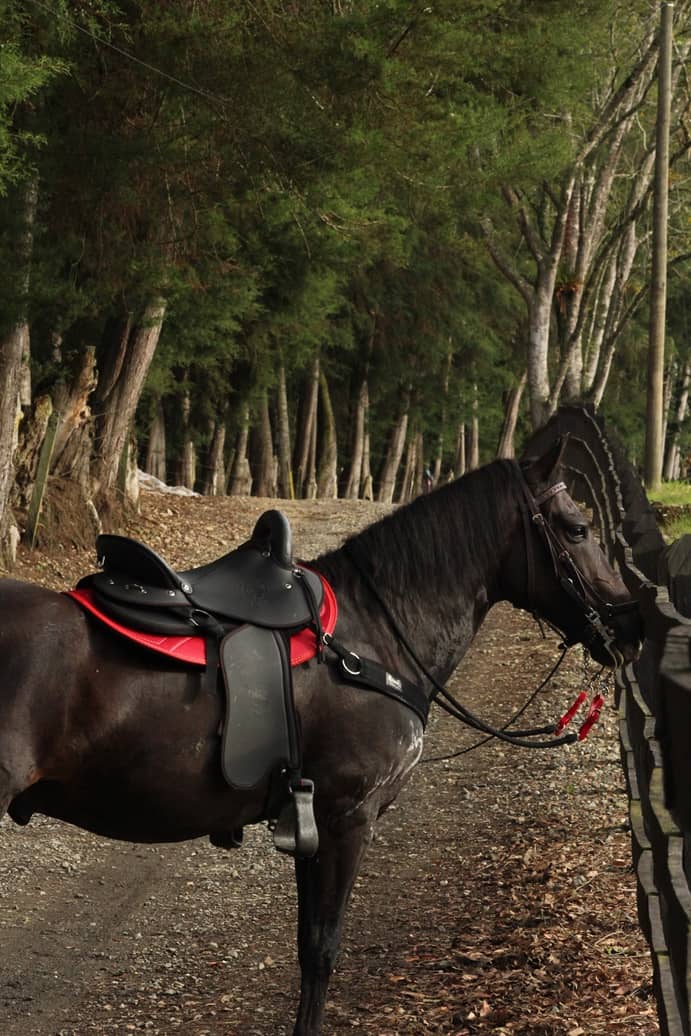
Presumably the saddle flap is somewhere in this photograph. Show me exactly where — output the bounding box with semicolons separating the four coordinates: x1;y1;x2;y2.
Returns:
220;626;299;790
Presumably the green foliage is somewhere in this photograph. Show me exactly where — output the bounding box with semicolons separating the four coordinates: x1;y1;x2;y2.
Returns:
1;0;681;488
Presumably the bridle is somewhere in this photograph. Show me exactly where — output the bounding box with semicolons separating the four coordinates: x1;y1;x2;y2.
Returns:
520;478;638;665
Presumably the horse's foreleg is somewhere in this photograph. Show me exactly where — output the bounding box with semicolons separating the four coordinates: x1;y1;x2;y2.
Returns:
293;821;370;1036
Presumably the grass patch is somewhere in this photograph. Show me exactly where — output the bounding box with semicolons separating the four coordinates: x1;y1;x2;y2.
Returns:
662;516;691;542
648;481;691;505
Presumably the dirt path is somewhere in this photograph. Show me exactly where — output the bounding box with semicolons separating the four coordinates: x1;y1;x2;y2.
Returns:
0;495;656;1036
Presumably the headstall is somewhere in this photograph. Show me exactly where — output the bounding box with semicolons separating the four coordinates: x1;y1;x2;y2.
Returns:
520;476;637;664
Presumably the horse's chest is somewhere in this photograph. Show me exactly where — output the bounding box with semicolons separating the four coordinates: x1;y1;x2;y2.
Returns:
338;722;424;823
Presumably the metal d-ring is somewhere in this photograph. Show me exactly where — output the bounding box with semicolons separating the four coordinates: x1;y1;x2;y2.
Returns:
342;651;362;676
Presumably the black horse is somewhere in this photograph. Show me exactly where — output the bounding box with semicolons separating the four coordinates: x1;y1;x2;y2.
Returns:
0;439;640;1035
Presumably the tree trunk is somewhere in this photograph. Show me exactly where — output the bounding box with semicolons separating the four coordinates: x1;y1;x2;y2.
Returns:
0;179;38;562
361;422;374;501
305;407;318;500
644;0;674;492
17;180;37;410
228;403;252;496
468;384;480;470
496;370;527;458
663;362;691;481
416;432;426;495
23;404;58;548
252;392;275;497
11;394;53;515
343;378;368;499
181;441;196;491
434;346;452;484
179;391;196;491
144;402;167;482
317;370;338;499
454;423;466;479
588;221;640;407
120;432;140;509
0;323;27;562
51;347;98;474
528;275;559;427
397;432;417;504
413;432;426;497
377;398;409;504
294;357;320;498
432;438;443;485
275;361;294;499
662;360;676;463
92;297;167;499
203;419;226;496
469;420;480;471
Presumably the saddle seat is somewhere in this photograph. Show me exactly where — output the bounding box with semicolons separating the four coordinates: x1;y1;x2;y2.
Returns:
86;509;323;635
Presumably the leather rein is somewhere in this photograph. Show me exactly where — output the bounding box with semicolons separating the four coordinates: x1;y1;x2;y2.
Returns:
342;472;635;751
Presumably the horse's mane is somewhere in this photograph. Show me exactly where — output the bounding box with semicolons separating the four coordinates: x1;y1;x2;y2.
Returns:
315;458;524;600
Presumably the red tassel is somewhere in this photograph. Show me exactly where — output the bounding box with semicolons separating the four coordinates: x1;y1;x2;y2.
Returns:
577;693;605;741
555;691;587;733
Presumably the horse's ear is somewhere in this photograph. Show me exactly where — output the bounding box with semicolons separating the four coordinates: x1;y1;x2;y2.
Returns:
522;434;569;489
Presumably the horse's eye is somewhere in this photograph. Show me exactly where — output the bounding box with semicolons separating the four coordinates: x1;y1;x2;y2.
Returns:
566;524;588;543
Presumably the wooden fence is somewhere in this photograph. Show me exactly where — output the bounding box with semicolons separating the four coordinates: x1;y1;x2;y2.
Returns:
524;405;691;1036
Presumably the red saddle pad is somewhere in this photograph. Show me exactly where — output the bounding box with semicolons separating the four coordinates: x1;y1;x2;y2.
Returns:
66;571;338;668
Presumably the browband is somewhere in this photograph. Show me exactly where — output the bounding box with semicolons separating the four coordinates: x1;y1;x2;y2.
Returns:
534;481;567;506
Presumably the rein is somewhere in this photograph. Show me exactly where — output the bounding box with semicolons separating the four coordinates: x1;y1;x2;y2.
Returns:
342;472;626;751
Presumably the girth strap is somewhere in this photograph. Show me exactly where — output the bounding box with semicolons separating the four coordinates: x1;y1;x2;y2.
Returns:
324;634;429;727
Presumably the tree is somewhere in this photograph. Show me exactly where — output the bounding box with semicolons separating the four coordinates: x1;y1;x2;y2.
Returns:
480;2;691;428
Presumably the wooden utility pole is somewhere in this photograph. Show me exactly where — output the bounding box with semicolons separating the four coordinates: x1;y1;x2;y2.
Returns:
644;2;674;491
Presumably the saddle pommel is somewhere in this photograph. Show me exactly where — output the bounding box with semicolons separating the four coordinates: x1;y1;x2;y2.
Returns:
249;509;292;569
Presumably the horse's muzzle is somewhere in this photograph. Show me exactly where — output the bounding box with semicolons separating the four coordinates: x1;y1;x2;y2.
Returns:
591;600;642;667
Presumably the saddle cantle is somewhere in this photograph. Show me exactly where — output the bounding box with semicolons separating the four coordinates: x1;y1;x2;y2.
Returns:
73;509;324;859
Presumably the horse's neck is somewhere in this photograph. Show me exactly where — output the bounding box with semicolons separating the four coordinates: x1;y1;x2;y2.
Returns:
324;477;518;687
373;549;500;686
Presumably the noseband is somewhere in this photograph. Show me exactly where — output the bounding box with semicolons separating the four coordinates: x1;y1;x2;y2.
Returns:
520;478;636;660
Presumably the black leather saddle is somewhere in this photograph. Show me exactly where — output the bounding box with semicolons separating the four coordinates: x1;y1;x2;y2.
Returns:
84;509;323;636
78;508;321;859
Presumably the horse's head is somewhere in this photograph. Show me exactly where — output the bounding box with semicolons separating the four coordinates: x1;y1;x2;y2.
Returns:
506;437;642;667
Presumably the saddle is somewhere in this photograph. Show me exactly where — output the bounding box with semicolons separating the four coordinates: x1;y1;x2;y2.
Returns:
75;509;323;859
89;509;324;635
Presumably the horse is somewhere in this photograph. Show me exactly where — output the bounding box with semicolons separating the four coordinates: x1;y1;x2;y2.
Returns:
0;437;640;1035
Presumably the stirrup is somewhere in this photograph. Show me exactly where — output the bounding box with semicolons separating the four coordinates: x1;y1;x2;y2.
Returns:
272;778;319;859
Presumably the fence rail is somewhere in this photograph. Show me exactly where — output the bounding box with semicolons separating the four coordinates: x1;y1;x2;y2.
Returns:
524;406;691;1036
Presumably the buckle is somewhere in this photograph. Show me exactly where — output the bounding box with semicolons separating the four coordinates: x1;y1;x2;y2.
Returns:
341;651;362;676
